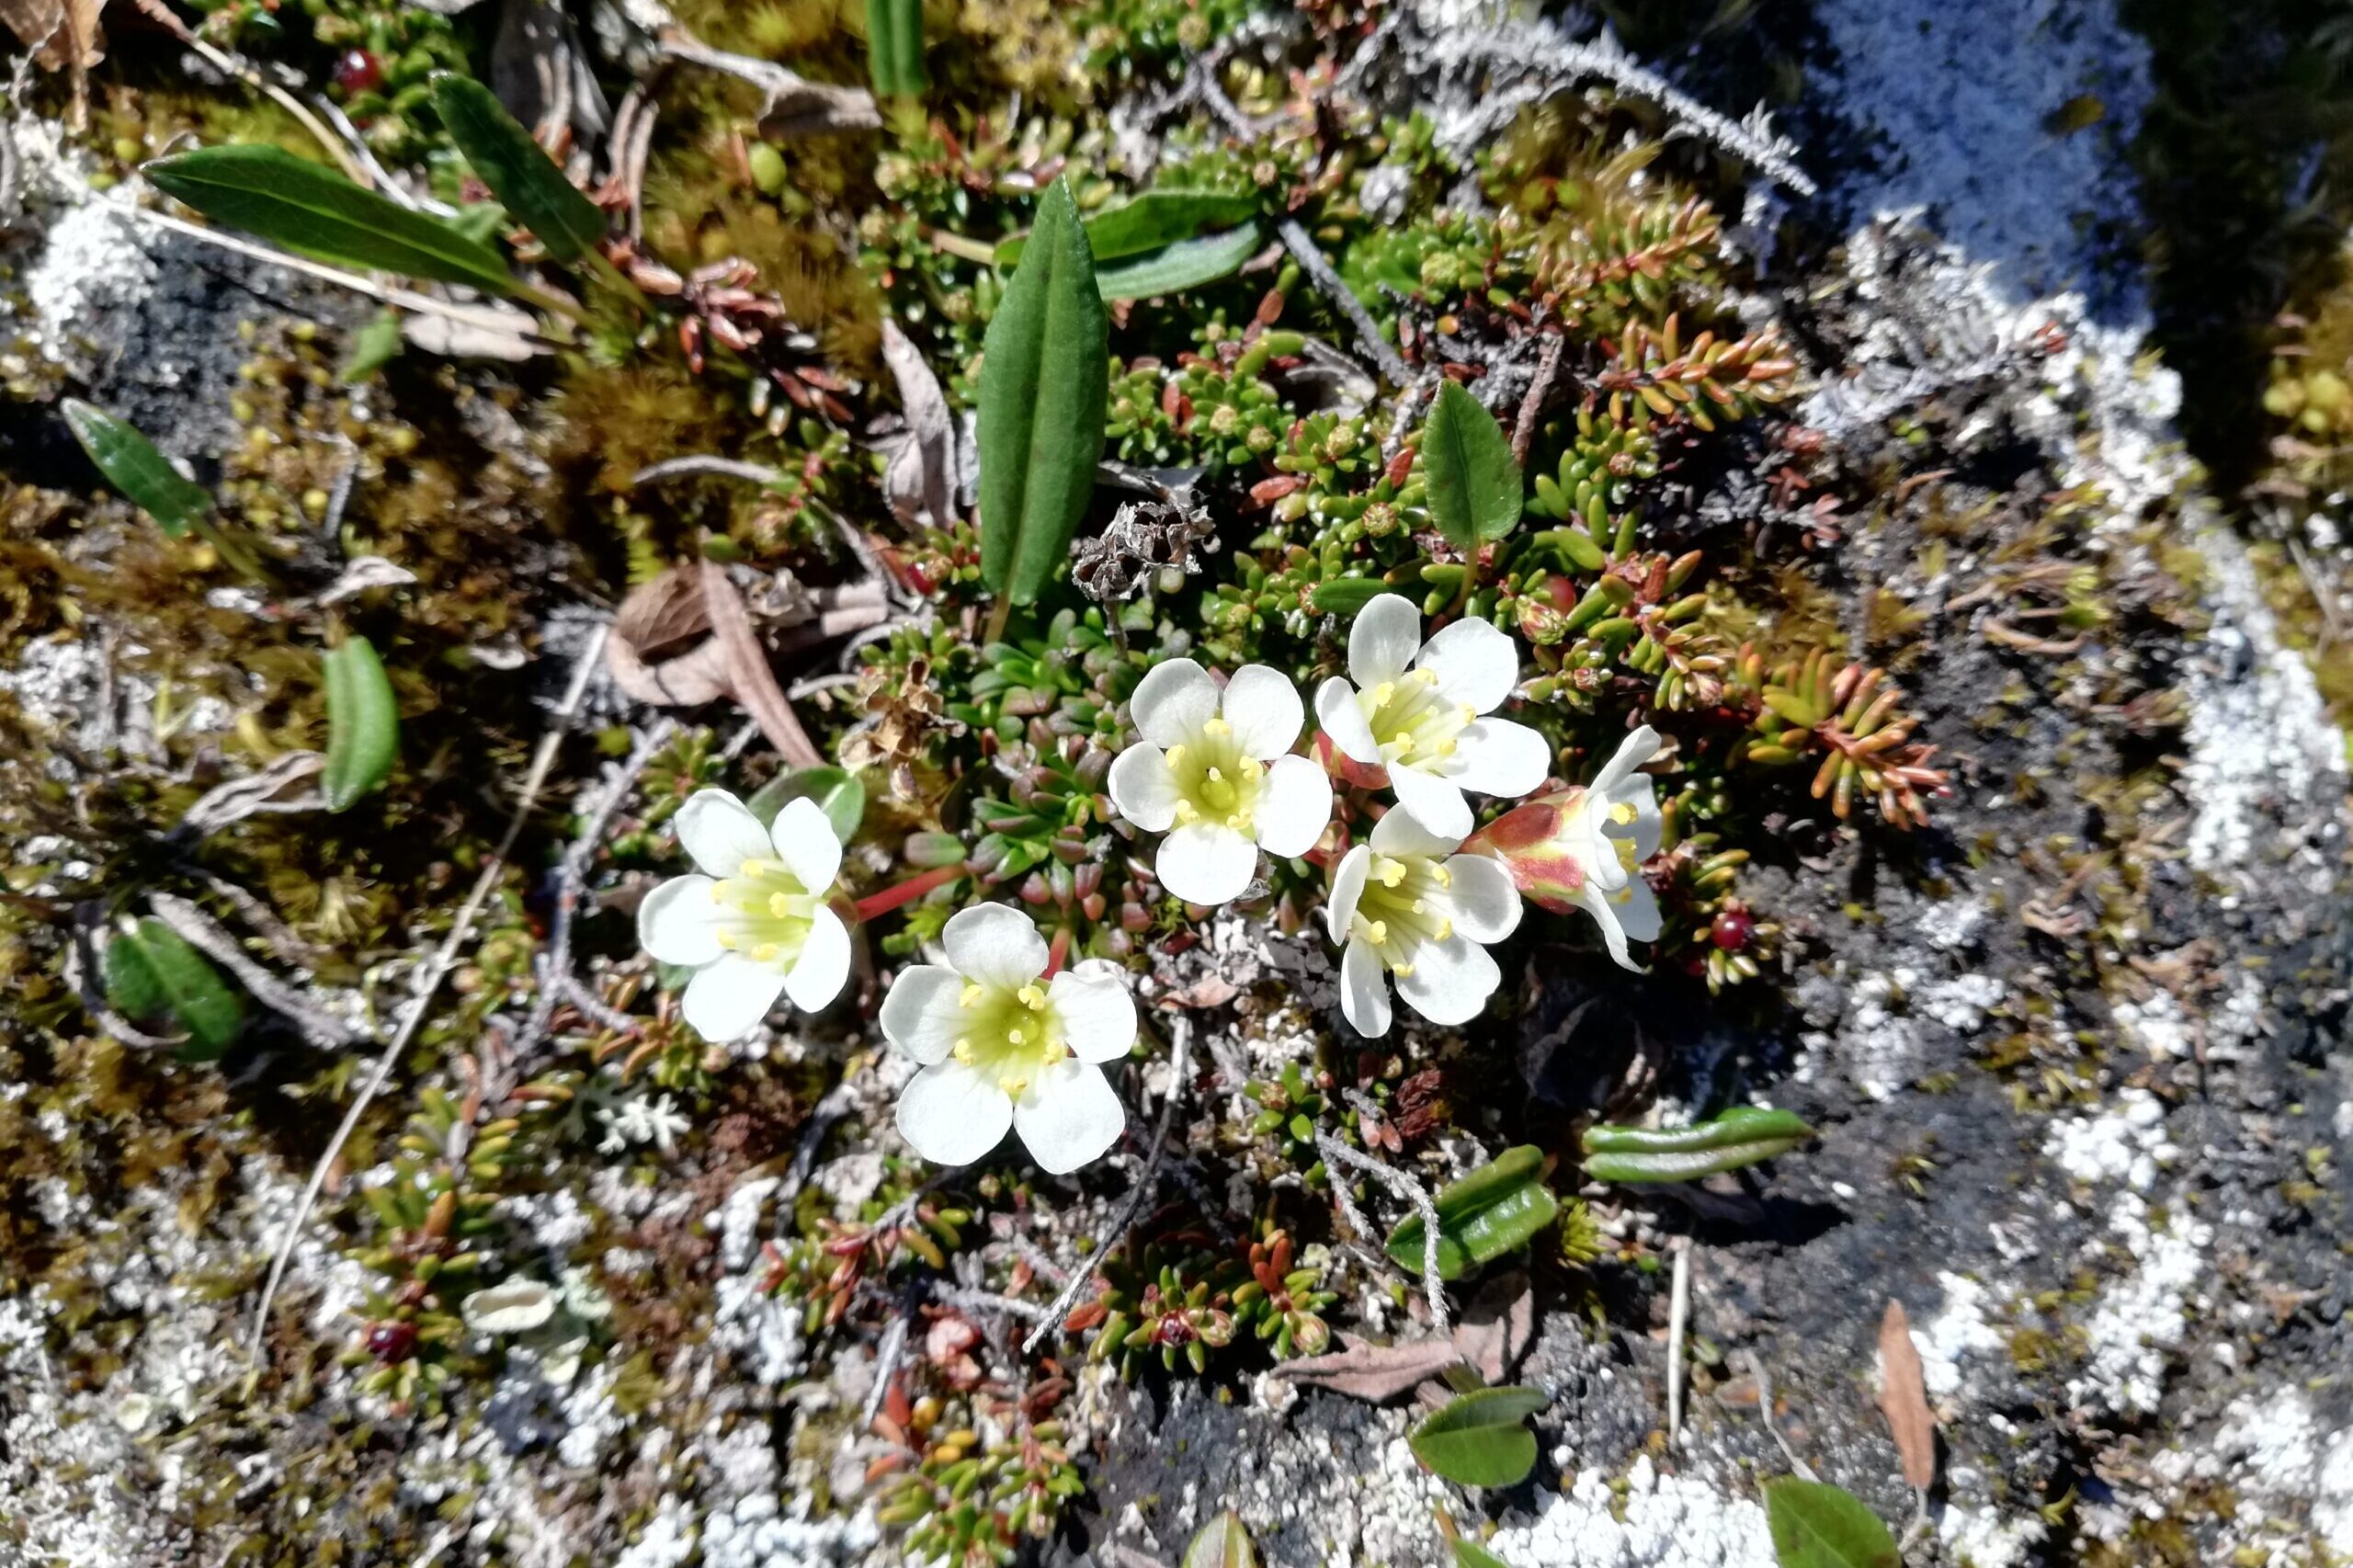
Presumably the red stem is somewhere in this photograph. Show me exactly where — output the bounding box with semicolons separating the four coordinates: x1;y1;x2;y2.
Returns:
1042;926;1072;980
852;863;966;923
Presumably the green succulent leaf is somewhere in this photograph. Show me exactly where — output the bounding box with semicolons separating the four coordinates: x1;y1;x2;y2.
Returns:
866;0;927;99
103;918;245;1061
428;74;606;264
1764;1480;1900;1568
1423;379;1523;550
995;188;1260;267
62;399;211;538
1409;1386;1546;1488
1180;1510;1258;1568
1387;1145;1559;1280
322;636;400;812
746;766;867;846
144;144;515;294
340;310;407;384
977;176;1108;607
1450;1540;1512;1568
1581;1107;1816;1184
1310;576;1394;618
1096;222;1264;301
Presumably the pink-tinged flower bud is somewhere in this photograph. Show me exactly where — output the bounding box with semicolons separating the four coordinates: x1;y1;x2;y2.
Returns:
1463;789;1592;915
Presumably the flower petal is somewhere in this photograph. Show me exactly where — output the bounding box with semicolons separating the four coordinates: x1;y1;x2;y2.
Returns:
784;905;852;1012
769;795;842;893
1414;615;1520;713
942;903;1049;989
1392;930;1502;1027
1129;657;1220;749
1221;665;1306;759
879;963;969;1065
1573;881;1635;970
1325;844;1371;945
1370;801;1462;858
1011;1059;1125;1175
896;1060;1014;1166
1049;960;1136;1064
1590;724;1663;793
637;874;722;966
1314;676;1382;766
1107;741;1179;832
1387;762;1473;840
675;790;772;879
1340;937;1392;1038
1444;853;1522;943
1609;877;1662;943
1348;594;1422;689
1254;753;1333;858
1604;778;1664;862
1154;821;1259;905
682;950;788;1041
1444;718;1552;800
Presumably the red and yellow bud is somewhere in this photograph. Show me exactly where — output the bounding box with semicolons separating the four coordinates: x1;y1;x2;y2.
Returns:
1462;787;1592;915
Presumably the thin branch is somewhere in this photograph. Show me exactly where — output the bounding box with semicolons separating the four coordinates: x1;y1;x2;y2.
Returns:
631;456;785;487
1666;1241;1690;1449
1274;217;1412;388
938;1288;1049;1324
145;892;358;1048
1743;1349;1818;1482
126;0;373;187
859;1301;913;1428
1512;331;1568;464
562;974;641;1035
1314;1132;1449;1335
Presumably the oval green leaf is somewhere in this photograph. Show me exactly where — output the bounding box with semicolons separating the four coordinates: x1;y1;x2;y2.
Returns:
428;74;607;265
1310;576;1393;618
145;144;515;294
977;176;1108;607
1097;222;1263;301
1583;1107;1816;1184
866;0;926;99
1763;1480;1900;1568
997;189;1262;268
1424;379;1523;551
104;918;245;1060
322;636;400;811
745;766;866;845
62;400;211;538
1180;1510;1257;1568
1409;1386;1547;1489
1387;1145;1559;1280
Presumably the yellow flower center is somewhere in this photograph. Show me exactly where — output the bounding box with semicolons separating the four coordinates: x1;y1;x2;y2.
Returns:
1164;717;1265;835
946;975;1069;1096
1359;669;1477;773
708;856;823;971
1347;851;1458;975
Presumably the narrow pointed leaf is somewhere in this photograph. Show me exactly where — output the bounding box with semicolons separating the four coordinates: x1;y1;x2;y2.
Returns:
746;766;866;845
429;74;606;264
866;0;926;99
1096;222;1263;301
145;144;515;294
322;636;400;811
977;176;1107;606
1408;1386;1546;1488
105;918;245;1060
1452;1540;1511;1568
996;189;1262;267
1387;1145;1558;1280
63;400;211;538
1181;1511;1257;1568
1763;1480;1900;1568
1582;1107;1815;1184
1424;379;1523;549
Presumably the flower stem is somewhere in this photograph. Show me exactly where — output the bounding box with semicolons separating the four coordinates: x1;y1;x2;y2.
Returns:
852;863;966;922
982;597;1012;647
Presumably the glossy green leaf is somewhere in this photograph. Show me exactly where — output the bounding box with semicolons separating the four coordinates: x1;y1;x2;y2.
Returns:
746;766;866;845
1450;1540;1511;1568
1409;1386;1546;1488
340;310;406;383
977;176;1108;607
104;918;245;1060
62;399;210;538
996;189;1261;267
145;145;514;294
1582;1107;1816;1184
1096;222;1264;301
1423;379;1522;550
1180;1510;1257;1568
866;0;926;98
1310;576;1393;617
429;74;606;264
1764;1480;1900;1568
1387;1145;1559;1280
322;636;400;811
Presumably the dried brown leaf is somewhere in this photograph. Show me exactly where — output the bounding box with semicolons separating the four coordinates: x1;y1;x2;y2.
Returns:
879;319;957;531
1;0;103;69
1877;1298;1936;1490
699;559;824;767
1452;1276;1536;1385
1279;1333;1466;1403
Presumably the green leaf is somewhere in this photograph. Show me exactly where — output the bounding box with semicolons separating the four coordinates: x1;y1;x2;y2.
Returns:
1423;379;1523;550
866;0;926;99
1387;1145;1559;1280
745;766;866;846
62;400;211;538
1409;1387;1546;1488
428;74;607;265
977;176;1108;607
996;188;1261;267
1764;1480;1900;1568
144;145;514;294
104;918;245;1061
1450;1540;1511;1568
1096;222;1263;301
1582;1107;1816;1184
340;310;406;384
322;636;400;811
1180;1510;1257;1568
1310;576;1393;618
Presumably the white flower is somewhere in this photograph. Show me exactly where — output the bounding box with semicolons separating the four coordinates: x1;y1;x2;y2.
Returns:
1313;594;1552;839
1324;804;1522;1037
880;903;1137;1174
1106;657;1334;905
637;789;853;1042
1472;724;1664;970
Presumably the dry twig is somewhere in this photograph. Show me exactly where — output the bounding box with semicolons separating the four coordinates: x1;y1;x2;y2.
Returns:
1314;1131;1449;1335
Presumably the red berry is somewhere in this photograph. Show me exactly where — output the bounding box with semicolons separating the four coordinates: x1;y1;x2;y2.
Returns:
366;1320;417;1362
335;50;383;97
1710;910;1755;951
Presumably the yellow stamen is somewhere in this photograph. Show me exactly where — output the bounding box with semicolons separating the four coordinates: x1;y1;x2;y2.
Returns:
713;929;738;949
768;892;796;917
1372;681;1396;706
751;942;780;963
1432;866;1452;887
1375;858;1406;887
960;983;984;1007
1176;800;1201;824
1610;802;1638;826
1240;757;1263;780
1436;737;1458;756
1017;984;1047;1009
1003;1076;1028;1096
1434;917;1453;941
1392;962;1415;978
1204;717;1232;737
1364;919;1388;946
952;1039;973;1062
1165;744;1187;769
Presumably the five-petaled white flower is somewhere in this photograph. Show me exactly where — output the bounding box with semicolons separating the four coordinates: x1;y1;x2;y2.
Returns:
1107;657;1334;906
636;790;853;1041
1325;804;1522;1037
1470;725;1664;969
1314;594;1552;840
881;903;1136;1173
